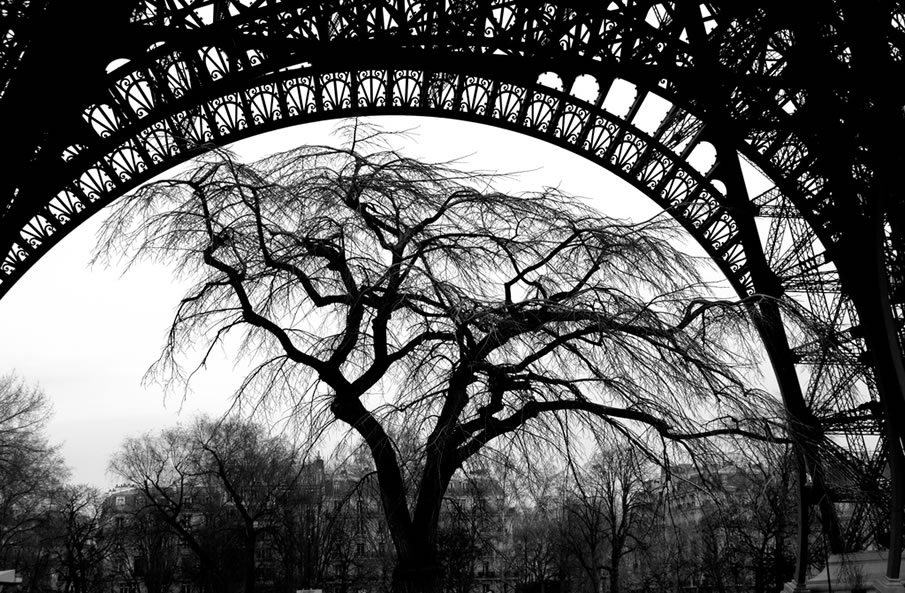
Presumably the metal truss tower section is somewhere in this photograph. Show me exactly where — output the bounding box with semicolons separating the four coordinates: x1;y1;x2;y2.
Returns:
2;0;904;584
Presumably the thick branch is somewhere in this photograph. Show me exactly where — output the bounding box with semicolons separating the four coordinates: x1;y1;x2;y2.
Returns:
458;398;786;464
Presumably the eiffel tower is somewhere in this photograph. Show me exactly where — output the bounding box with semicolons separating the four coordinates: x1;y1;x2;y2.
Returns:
2;2;904;587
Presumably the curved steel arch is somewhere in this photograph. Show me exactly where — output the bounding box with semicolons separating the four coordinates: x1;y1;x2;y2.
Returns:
1;1;747;295
1;62;751;298
3;0;904;581
2;0;866;300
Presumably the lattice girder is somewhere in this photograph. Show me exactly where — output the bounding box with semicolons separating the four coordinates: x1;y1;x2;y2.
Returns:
1;2;767;299
5;0;900;301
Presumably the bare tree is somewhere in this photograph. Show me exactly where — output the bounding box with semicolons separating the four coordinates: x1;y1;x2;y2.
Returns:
509;512;566;592
559;446;653;593
109;416;308;593
690;443;798;593
322;470;392;592
505;471;569;593
437;467;504;593
47;485;113;593
0;373;52;466
0;373;66;589
107;503;180;593
97;121;784;593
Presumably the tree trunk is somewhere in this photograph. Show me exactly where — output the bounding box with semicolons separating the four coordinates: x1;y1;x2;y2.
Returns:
392;549;443;593
753;556;764;593
610;552;621;593
244;534;256;593
773;514;788;593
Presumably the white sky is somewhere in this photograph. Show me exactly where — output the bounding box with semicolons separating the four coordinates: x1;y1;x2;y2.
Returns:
0;116;733;489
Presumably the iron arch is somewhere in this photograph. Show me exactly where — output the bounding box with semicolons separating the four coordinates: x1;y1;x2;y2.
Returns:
1;61;753;299
1;0;831;301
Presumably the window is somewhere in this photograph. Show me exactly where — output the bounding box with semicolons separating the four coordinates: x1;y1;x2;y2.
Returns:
134;556;146;577
256;544;273;562
115;496;126;507
115;516;125;529
356;542;365;556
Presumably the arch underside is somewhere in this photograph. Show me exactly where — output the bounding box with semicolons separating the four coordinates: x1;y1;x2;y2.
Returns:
0;0;844;294
3;62;751;292
2;0;858;300
0;0;891;545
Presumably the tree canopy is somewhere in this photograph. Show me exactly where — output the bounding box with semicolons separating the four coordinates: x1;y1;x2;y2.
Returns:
0;373;67;587
97;121;784;592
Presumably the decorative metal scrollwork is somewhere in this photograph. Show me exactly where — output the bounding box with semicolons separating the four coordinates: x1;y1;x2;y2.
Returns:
47;190;87;226
523;91;558;133
321;72;353;110
200;46;234;81
249;83;282;124
358;70;388;108
115;72;157;119
211;94;247;135
165;58;194;98
428;72;459;112
553;105;587;143
492;84;524;123
139;123;179;164
638;152;669;190
284;76;318;116
392;70;422;107
9;0;852;303
77;166;116;203
83;104;121;139
460;76;492;115
110;144;149;182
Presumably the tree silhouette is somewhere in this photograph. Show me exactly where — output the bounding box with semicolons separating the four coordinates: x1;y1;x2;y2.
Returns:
109;416;309;593
0;373;67;589
97;122;784;593
47;485;113;593
560;446;653;593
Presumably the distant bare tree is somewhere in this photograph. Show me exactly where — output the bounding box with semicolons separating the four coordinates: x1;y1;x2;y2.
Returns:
437;470;502;593
560;446;652;593
0;373;52;465
109;416;308;593
109;504;180;593
0;373;66;589
693;443;798;593
506;475;568;593
97;121;784;593
47;485;113;593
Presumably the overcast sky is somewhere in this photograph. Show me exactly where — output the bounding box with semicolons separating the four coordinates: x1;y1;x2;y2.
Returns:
0;116;730;489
